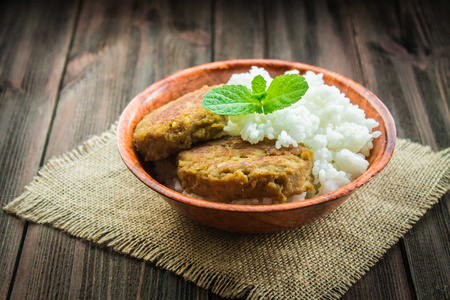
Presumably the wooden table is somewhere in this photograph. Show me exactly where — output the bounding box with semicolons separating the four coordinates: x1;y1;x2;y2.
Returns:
1;0;448;299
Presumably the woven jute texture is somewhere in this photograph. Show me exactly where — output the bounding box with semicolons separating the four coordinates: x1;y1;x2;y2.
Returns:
4;126;450;299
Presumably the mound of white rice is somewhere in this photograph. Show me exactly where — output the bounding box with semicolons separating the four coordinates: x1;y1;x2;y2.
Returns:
225;67;381;197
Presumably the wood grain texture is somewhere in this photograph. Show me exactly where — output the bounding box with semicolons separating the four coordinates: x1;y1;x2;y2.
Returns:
0;0;79;298
214;0;265;60
266;0;364;80
9;0;213;299
348;0;450;298
265;1;413;298
1;0;448;299
393;1;450;298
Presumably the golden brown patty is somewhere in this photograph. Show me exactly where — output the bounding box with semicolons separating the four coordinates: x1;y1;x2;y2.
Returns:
177;137;314;203
133;86;228;161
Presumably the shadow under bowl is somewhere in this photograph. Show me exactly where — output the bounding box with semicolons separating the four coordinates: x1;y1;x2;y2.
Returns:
117;59;396;234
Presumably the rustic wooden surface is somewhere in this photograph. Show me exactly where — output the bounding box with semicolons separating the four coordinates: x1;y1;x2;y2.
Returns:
0;0;448;299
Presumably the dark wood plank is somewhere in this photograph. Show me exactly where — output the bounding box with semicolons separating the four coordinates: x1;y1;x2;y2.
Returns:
214;0;265;60
348;0;450;298
0;0;80;298
265;1;413;299
9;0;212;299
393;1;450;298
266;0;366;78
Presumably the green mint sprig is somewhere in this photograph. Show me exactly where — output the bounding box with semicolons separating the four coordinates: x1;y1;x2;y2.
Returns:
202;74;309;115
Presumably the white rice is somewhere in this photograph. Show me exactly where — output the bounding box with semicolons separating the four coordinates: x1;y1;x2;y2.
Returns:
225;66;381;197
166;67;381;204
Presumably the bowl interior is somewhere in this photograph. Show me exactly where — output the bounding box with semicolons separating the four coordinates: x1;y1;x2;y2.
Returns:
117;59;396;211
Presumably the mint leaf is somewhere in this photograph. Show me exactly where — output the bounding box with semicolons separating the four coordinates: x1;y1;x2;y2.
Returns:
263;74;308;114
202;85;262;115
251;75;267;94
250;75;267;102
201;73;309;116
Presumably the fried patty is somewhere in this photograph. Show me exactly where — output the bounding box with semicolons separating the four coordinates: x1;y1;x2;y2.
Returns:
177;137;314;203
133;86;228;161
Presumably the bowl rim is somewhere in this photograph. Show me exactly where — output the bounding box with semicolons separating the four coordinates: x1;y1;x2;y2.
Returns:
117;59;396;213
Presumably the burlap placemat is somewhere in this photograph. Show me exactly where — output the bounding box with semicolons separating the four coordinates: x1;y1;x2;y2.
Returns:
4;125;450;299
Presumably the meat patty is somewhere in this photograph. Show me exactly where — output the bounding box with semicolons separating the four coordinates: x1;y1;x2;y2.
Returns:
133;86;228;161
177;137;314;203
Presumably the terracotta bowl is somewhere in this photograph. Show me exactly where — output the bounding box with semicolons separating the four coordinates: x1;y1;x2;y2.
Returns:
117;59;396;234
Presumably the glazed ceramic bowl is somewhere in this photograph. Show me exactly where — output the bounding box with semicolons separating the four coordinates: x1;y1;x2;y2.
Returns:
117;59;396;233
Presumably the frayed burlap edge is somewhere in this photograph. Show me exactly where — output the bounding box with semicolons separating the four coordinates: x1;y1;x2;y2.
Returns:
3;125;255;299
4;126;450;300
